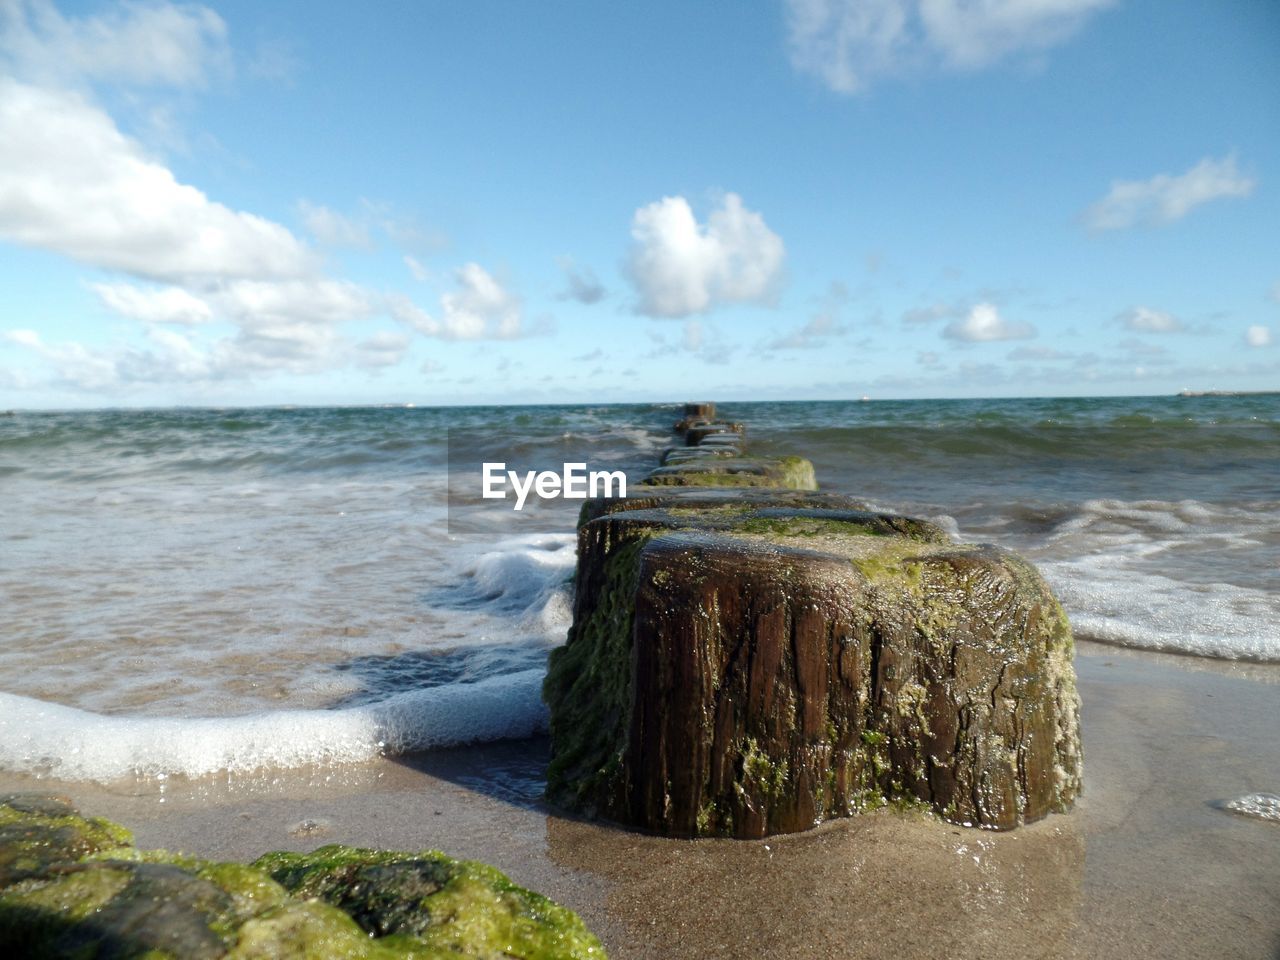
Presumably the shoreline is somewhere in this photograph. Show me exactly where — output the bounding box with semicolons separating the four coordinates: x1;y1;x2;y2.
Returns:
4;643;1278;958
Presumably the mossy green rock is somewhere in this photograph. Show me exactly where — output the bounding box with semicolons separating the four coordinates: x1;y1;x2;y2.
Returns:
0;794;134;887
639;456;817;491
254;845;604;959
544;503;1081;838
0;796;605;959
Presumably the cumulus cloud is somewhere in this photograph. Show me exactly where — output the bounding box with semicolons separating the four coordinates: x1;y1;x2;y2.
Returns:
0;55;517;393
439;263;522;339
556;256;606;304
1245;325;1272;348
1117;306;1183;333
785;0;1114;94
0;80;316;283
92;282;213;325
942;302;1034;342
5;328;124;389
626;193;784;318
1081;155;1256;231
389;263;525;341
0;0;230;89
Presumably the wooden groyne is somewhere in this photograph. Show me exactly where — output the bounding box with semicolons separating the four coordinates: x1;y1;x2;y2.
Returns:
544;402;1082;838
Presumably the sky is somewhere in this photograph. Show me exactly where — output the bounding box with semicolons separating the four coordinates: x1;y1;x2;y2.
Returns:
0;0;1277;408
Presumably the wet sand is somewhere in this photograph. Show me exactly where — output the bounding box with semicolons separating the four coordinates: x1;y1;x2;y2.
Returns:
4;643;1278;959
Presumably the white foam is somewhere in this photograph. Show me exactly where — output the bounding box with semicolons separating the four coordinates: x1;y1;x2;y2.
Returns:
0;668;549;783
989;497;1280;662
462;533;576;619
1225;793;1280;823
1044;562;1278;661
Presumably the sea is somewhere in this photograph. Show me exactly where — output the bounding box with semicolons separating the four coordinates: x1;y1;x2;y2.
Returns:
1;395;1276;783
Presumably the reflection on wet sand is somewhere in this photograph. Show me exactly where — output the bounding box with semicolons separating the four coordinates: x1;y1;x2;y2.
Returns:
546;809;1085;960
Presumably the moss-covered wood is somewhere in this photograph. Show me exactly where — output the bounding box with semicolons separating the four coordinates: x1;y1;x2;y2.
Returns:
639;456;817;491
543;504;1082;838
0;795;606;959
684;422;745;445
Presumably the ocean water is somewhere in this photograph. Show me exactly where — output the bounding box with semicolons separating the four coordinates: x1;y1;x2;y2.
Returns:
1;396;1276;782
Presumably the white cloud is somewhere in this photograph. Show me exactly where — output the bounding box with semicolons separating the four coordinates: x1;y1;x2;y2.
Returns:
918;0;1114;68
942;302;1035;341
92;282;213;325
0;80;316;283
298;200;372;248
389;263;524;340
440;263;522;339
0;5;528;396
1117;306;1183;333
4;328;122;390
626;193;784;318
556;256;606;304
785;0;1114;94
0;0;230;89
1245;325;1272;348
1082;155;1256;231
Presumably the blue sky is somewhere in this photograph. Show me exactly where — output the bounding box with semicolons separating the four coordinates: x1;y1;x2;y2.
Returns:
1;0;1277;407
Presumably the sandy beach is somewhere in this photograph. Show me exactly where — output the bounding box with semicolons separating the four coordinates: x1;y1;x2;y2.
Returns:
4;641;1276;959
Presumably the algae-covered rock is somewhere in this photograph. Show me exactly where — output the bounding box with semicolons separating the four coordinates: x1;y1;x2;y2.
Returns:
255;845;604;959
544;505;1081;838
0;793;133;887
0;795;606;959
639;456;817;491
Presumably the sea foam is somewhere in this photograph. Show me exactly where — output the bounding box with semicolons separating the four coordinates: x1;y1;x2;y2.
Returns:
0;668;549;782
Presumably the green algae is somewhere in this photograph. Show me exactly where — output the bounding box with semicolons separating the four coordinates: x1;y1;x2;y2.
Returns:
739;516;885;538
0;796;607;959
544;531;653;815
0;796;135;887
255;845;604;960
637;456;818;491
738;737;790;803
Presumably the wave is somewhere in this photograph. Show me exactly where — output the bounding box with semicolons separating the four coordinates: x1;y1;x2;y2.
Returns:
0;669;549;782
